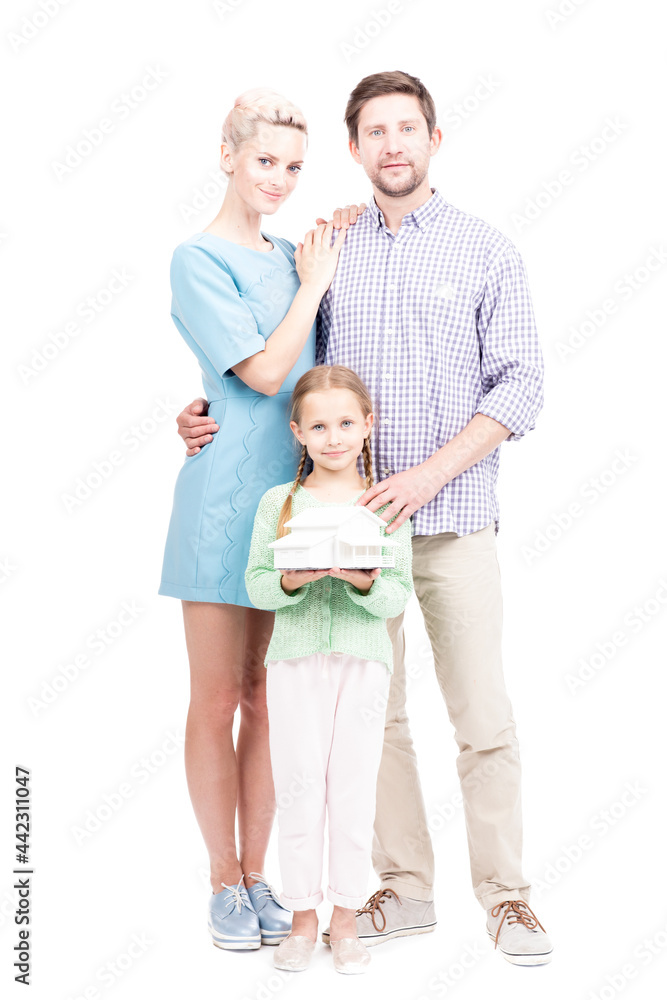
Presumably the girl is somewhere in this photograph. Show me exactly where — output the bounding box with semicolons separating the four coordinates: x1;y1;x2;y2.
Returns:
244;366;414;974
158;88;348;950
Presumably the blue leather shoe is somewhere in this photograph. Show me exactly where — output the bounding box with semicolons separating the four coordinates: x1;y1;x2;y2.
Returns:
245;872;292;945
208;880;261;950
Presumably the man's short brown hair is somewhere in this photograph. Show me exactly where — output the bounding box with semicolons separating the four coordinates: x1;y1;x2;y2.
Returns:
344;70;436;146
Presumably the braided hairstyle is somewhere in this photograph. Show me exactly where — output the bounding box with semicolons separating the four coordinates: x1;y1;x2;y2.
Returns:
275;365;375;538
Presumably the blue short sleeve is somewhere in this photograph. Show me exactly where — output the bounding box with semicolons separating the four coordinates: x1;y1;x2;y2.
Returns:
170;242;267;379
271;235;296;256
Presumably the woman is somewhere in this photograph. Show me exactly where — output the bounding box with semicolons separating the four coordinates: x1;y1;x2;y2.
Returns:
158;88;347;951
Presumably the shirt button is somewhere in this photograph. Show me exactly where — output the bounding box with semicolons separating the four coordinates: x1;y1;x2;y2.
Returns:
385;328;394;337
382;468;392;475
383;371;392;379
383;418;391;426
388;284;396;291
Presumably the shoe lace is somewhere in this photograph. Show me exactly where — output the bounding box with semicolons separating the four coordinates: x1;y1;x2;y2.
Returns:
490;900;546;948
355;887;401;932
219;879;252;914
247;871;281;904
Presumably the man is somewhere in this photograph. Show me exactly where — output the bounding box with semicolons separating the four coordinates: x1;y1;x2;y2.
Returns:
176;71;551;966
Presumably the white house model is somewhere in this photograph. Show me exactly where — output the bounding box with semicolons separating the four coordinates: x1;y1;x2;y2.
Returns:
269;506;400;570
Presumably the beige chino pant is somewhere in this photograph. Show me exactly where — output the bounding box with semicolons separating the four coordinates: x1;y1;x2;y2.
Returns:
372;523;531;911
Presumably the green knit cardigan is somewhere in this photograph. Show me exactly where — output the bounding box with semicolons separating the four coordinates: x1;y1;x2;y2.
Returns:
245;482;414;672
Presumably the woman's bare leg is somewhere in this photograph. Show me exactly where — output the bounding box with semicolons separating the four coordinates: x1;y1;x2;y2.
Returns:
182;601;249;892
236;607;277;885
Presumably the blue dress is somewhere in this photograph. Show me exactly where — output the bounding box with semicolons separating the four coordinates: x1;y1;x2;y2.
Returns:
159;232;316;606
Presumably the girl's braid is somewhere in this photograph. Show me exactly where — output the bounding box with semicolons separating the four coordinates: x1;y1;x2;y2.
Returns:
362;436;374;490
276;445;308;538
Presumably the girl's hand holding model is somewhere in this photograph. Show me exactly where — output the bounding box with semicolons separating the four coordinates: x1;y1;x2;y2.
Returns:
280;566;380;596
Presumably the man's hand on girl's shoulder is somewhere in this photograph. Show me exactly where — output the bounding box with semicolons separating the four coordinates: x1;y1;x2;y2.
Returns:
357;463;445;532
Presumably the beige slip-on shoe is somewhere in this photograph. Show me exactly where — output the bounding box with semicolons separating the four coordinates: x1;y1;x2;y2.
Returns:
273;934;316;971
331;936;371;974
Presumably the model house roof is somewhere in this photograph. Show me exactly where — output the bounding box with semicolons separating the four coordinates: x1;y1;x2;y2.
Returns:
269;505;400;551
285;506;387;529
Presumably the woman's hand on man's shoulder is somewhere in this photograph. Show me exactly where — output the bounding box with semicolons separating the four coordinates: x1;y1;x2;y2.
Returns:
314;204;367;229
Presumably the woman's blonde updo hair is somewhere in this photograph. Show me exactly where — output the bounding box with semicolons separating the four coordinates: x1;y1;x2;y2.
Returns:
221;88;307;157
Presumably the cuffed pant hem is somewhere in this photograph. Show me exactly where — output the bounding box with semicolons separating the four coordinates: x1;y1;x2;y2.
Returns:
280;890;323;911
477;885;531;911
380;877;434;903
327;887;366;909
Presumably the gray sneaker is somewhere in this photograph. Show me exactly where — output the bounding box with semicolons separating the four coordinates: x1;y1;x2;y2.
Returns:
321;887;436;947
486;900;553;966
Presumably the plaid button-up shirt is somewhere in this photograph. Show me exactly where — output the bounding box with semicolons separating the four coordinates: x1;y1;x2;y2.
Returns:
316;188;544;536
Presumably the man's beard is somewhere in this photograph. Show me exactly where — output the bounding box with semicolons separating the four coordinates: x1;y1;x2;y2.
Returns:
371;161;428;198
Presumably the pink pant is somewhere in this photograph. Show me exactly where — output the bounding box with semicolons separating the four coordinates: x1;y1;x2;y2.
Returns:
266;652;390;910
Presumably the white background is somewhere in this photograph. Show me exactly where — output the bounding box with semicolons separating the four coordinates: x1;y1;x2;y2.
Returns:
3;1;666;998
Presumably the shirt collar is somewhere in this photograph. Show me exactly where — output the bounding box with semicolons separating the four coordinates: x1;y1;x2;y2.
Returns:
367;187;446;233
